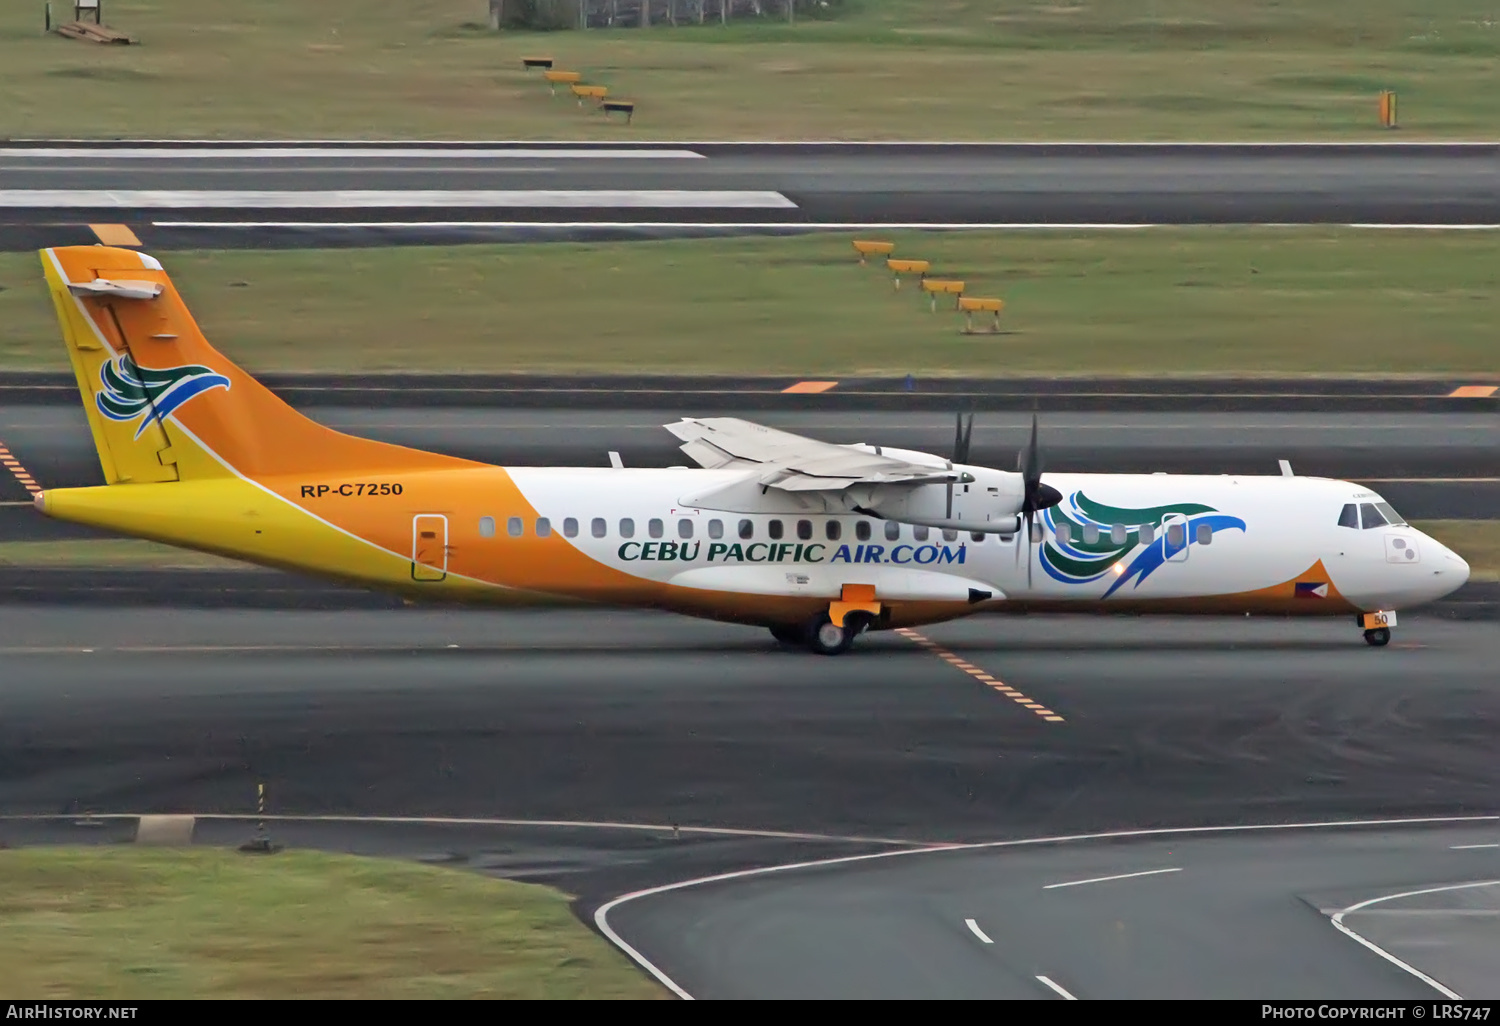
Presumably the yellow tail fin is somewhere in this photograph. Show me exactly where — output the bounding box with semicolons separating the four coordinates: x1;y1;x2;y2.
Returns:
40;246;469;485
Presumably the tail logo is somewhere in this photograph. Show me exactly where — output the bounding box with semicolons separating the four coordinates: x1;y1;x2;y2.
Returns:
95;354;230;438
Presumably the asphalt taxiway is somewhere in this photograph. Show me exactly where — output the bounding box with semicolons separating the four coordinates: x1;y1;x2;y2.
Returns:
1;609;1497;996
2;142;1497;248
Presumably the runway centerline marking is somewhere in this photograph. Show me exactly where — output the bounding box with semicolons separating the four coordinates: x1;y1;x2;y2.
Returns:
1043;866;1182;890
0;190;797;210
1451;843;1500;849
964;918;994;944
1331;880;1500;999
1035;975;1079;1000
0;440;42;496
895;628;1064;722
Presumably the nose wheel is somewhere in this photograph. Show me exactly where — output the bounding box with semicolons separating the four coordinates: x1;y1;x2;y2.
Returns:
1357;610;1397;649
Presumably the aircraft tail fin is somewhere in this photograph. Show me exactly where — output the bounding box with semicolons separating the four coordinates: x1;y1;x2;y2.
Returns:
40;246;460;485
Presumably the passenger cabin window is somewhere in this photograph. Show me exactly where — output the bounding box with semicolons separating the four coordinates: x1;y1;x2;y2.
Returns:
619;518;635;539
678;518;694;539
768;520;784;540
797;520;813;541
1196;523;1213;545
970;532;985;542
738;519;754;540
1111;524;1128;545
479;516;496;538
535;517;551;538
1054;522;1071;544
1359;503;1386;530
942;529;958;542
563;517;578;538
856;521;871;542
1166;522;1185;548
709;519;724;539
913;525;930;541
1033;521;1046;543
507;517;523;538
1139;522;1155;545
591;517;607;538
648;518;664;539
1338;503;1359;529
1082;524;1099;545
826;521;842;541
885;522;901;542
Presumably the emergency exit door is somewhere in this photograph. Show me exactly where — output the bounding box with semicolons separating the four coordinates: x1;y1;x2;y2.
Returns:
411;514;448;581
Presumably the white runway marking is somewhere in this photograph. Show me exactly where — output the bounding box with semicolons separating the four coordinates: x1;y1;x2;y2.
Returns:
594;816;1500;1000
1331;880;1500;999
964;918;993;944
1450;843;1500;849
0;190;797;209
1042;866;1182;890
1035;975;1078;1000
0;147;704;160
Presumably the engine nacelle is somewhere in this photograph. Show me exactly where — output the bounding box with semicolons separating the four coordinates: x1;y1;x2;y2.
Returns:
851;465;1026;534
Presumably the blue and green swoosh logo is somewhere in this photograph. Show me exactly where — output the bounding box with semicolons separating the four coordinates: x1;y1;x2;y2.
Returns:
1041;491;1246;597
95;354;230;438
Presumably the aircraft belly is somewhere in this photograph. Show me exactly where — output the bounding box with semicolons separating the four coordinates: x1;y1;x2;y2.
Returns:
669;564;1002;602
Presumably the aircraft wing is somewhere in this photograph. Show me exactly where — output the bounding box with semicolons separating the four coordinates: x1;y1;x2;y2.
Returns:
664;417;956;493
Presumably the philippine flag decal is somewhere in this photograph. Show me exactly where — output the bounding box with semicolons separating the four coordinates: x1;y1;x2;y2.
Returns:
1295;582;1330;599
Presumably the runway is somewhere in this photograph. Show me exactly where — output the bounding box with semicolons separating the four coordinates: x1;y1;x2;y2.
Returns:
1;608;1497;996
2;141;1497;249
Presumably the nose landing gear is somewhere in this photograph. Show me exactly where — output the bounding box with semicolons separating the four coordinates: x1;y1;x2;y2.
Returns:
1358;610;1397;648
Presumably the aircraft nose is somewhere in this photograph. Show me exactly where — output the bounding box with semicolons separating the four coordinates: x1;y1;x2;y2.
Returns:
1420;534;1470;599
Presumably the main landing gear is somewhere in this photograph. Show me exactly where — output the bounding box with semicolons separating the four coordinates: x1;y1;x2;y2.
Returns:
769;614;868;656
1358;610;1397;648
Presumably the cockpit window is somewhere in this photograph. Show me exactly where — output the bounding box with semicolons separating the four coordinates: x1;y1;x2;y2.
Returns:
1375;501;1406;526
1359;503;1386;529
1337;503;1358;529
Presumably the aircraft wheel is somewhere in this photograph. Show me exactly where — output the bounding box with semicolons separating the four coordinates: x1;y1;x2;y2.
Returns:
1363;627;1391;647
768;624;805;646
807;616;857;656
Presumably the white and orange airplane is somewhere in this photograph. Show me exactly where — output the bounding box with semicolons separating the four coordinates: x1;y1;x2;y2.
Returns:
33;246;1470;653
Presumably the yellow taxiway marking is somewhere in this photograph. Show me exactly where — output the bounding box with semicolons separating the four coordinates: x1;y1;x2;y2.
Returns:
895;627;1064;723
0;440;42;496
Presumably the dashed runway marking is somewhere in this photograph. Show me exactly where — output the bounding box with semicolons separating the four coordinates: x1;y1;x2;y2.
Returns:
895;627;1064;722
0;440;42;496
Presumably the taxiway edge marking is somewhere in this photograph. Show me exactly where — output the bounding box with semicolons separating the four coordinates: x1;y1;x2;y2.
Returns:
1036;975;1079;1000
965;918;994;944
1331;879;1500;999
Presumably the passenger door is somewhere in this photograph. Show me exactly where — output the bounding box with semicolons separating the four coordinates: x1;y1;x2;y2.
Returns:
411;514;448;582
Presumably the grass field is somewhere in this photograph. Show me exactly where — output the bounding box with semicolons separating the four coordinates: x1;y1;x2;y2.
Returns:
3;522;1495;579
1;1;1496;140
0;847;662;999
1;229;1496;376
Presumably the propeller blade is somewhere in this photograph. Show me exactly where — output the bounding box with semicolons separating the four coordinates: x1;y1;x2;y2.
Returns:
953;412;974;465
